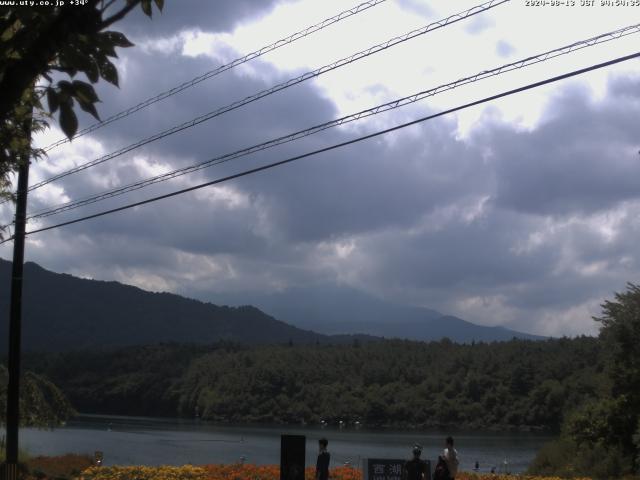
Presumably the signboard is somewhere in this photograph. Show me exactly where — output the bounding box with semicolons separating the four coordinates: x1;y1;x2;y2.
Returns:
365;459;404;480
280;434;305;480
364;458;431;480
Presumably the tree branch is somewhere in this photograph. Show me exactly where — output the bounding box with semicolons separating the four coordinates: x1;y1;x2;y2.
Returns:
100;0;141;29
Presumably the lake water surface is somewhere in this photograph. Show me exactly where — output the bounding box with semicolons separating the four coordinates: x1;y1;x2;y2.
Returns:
13;415;553;474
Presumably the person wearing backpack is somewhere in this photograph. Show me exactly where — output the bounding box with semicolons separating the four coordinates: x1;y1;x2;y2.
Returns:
443;436;459;480
433;455;450;480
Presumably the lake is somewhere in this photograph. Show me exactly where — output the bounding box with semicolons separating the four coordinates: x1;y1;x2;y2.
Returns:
13;415;553;473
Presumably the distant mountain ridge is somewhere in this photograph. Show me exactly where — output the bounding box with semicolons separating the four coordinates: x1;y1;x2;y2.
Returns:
0;259;544;352
0;259;333;352
214;285;546;342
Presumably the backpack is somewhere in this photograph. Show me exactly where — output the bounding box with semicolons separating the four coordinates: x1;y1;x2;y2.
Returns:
404;458;428;480
433;455;450;480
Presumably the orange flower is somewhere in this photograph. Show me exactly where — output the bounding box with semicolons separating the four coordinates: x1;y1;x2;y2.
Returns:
199;463;362;480
80;464;596;480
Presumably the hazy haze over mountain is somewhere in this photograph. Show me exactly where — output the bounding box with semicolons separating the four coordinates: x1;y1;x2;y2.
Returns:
215;284;546;342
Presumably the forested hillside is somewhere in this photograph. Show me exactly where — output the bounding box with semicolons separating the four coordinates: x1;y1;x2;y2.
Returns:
25;336;604;431
0;260;328;351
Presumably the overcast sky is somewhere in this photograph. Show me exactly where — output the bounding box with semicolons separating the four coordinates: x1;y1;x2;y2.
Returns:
2;0;640;337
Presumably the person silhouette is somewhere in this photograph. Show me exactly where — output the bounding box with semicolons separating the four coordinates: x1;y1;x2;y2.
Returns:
316;438;330;480
443;436;459;480
403;444;428;480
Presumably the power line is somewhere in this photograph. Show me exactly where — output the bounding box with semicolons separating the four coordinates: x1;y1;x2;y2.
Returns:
42;0;390;152
25;22;640;221
33;0;508;189
3;51;635;244
28;0;509;192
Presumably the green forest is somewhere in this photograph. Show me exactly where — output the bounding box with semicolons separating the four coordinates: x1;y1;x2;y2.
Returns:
24;337;602;431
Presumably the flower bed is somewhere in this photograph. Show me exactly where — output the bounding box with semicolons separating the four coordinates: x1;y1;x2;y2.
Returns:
79;464;362;480
80;465;206;480
78;465;599;480
24;454;94;480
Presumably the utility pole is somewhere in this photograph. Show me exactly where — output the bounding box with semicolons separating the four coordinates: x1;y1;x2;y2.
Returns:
3;127;31;480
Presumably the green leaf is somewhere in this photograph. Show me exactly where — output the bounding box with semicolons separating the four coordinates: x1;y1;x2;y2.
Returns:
153;0;164;11
57;80;74;95
102;31;134;48
141;0;152;17
72;80;99;104
98;59;119;87
58;46;90;77
77;99;100;121
84;57;99;83
59;102;78;139
72;80;101;121
101;42;118;59
46;88;59;114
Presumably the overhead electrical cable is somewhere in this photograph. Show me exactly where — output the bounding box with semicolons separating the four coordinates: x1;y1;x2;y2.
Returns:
25;23;640;221
28;0;509;192
42;0;390;152
1;51;635;244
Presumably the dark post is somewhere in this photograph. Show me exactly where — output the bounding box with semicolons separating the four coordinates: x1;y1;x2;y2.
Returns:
3;155;30;480
280;434;305;480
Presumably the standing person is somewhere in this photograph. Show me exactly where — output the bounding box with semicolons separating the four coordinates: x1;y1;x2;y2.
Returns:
443;436;459;480
316;438;330;480
402;444;428;480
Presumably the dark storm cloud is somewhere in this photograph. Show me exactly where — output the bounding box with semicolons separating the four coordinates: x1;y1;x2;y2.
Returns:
63;188;269;257
608;74;640;98
352;207;555;291
239;115;490;243
67;44;338;162
475;83;640;216
27;230;171;275
38;69;640;276
503;275;622;312
32;43;340;216
39;35;493;250
11;9;640;337
116;0;288;38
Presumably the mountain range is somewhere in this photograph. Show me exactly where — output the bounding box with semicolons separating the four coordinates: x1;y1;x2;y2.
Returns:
0;258;543;352
214;285;545;342
0;259;328;352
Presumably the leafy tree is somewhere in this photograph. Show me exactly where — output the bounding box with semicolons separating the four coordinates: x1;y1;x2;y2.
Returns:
0;0;163;202
565;398;634;451
596;283;640;415
529;284;640;478
591;283;640;472
0;364;75;427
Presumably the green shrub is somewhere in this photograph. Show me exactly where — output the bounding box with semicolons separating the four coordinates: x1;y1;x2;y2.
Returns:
528;436;634;479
